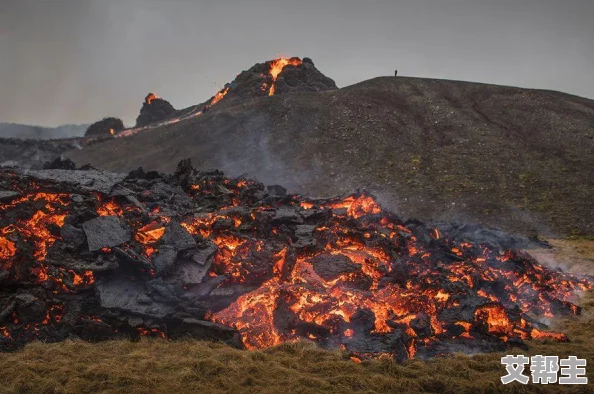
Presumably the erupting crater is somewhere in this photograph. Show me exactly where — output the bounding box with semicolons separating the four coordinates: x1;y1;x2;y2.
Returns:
266;57;303;96
109;56;336;138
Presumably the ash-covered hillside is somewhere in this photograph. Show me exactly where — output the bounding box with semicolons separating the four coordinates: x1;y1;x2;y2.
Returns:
0;123;88;140
66;73;594;237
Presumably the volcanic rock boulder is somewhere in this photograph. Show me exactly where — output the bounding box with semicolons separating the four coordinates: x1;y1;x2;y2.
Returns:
60;223;86;248
135;93;176;127
0;190;20;202
85;117;124;137
24;168;126;194
43;156;77;170
151;222;197;277
310;254;361;281
82;216;131;251
96;276;174;319
436;222;548;251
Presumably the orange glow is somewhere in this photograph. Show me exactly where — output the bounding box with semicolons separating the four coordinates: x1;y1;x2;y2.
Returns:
14;194;69;261
475;304;511;336
531;328;567;341
209;87;229;107
198;189;588;354
71;270;95;286
325;194;382;218
146;93;158;104
434;290;450;303
135;222;166;245
97;200;124;217
0;192;103;294
137;327;166;339
300;201;314;209
0;237;16;260
267;57;302;96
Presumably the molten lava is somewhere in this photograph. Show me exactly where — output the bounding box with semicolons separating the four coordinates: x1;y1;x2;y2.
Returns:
0;236;16;261
267;57;302;96
208;87;229;107
0;166;590;359
182;182;589;358
145;93;158;105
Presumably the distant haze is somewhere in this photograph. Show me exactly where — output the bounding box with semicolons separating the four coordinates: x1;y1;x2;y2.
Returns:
0;0;592;127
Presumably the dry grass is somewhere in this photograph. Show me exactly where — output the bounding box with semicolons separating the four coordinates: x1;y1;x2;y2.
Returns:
528;238;594;276
1;240;593;394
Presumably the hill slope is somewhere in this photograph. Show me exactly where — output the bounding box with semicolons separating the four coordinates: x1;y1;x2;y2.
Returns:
65;77;594;236
0;137;84;169
0;122;87;139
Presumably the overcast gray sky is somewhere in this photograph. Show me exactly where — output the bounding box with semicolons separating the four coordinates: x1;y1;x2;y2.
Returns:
0;0;592;127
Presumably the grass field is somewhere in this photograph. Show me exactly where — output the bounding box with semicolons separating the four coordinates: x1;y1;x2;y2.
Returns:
1;240;592;394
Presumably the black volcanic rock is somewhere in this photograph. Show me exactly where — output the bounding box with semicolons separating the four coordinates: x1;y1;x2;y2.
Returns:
310;254;361;281
82;216;131;251
135;93;176;127
85;117;124;137
43;156;77;170
24;168;126;194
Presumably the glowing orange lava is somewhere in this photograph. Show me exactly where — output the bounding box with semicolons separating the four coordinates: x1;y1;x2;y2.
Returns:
135;222;166;245
267;57;302;96
146;93;158;105
1;174;589;360
209;87;229;107
0;237;16;260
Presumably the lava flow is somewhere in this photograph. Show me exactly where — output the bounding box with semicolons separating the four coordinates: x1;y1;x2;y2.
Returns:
208;87;229;107
203;191;590;359
267;57;302;96
0;163;590;360
114;57;315;139
115;85;230;138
